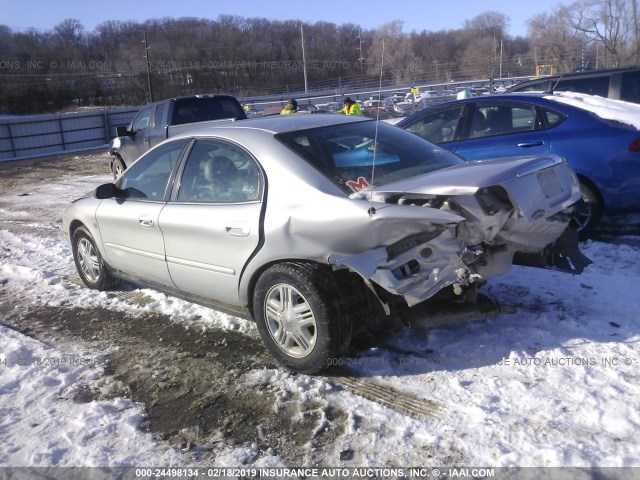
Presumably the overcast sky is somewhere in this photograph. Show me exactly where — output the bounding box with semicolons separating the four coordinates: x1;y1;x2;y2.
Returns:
3;0;566;37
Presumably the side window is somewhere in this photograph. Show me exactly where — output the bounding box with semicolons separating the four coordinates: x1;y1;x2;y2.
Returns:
119;139;188;201
512;80;547;92
621;71;640;103
473;104;537;137
541;108;567;128
555;76;609;97
402;105;463;144
176;139;261;203
131;106;154;132
154;103;165;128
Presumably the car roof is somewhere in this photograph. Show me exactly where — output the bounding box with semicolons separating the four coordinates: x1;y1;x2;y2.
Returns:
514;66;639;84
174;112;370;136
399;91;640;132
400;92;550;113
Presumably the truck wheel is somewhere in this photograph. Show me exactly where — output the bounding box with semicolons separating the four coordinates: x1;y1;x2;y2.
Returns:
253;262;351;374
112;157;126;179
72;226;119;290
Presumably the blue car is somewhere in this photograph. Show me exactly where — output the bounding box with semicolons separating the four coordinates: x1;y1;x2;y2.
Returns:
397;92;640;235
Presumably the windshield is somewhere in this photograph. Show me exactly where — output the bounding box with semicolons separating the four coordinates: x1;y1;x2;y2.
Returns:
276;121;464;194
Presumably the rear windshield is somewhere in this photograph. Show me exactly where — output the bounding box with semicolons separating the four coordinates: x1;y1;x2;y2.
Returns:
276;121;464;194
171;97;246;125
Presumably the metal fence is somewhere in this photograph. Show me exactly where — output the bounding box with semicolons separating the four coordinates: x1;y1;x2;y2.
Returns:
0;76;526;162
0;107;139;161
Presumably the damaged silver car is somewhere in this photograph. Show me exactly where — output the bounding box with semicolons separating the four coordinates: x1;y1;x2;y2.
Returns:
62;114;589;373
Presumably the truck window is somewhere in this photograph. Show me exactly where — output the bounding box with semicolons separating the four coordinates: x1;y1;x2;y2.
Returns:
154;103;165;128
171;97;245;125
555;76;609;97
132;106;154;132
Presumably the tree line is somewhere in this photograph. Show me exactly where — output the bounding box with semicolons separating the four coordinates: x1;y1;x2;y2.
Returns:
0;0;638;115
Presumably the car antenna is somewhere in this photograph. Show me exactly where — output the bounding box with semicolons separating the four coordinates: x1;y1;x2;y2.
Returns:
547;74;564;94
369;38;385;217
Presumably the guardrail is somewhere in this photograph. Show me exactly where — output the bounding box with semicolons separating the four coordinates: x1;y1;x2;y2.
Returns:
0;107;139;161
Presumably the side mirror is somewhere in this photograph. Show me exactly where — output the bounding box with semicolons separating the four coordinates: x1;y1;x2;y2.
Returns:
95;183;119;199
116;125;132;137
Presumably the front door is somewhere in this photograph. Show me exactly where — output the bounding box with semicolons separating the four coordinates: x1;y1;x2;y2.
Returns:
125;105;156;163
96;139;189;287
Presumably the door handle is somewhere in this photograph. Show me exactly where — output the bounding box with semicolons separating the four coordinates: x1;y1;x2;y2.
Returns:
517;141;544;148
225;225;250;237
139;216;154;227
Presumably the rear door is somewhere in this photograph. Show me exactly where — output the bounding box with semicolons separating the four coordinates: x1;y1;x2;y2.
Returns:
454;101;550;161
160;138;264;306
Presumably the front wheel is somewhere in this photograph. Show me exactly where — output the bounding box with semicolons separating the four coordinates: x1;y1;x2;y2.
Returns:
253;263;351;374
72;226;119;290
112;156;126;180
571;181;603;239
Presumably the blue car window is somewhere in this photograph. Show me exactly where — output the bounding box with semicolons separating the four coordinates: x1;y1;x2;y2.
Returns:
541;108;567;128
402;105;463;143
473;105;537;137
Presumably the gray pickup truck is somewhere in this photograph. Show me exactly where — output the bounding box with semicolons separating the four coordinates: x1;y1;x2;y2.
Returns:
108;94;247;177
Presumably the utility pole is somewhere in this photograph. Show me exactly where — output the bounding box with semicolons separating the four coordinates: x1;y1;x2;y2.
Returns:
143;27;154;103
357;28;366;73
357;28;366;87
499;39;503;79
301;25;308;94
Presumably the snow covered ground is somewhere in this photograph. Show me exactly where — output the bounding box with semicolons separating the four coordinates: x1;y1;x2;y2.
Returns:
1;157;639;469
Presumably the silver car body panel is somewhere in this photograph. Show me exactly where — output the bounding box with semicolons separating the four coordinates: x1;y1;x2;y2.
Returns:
160;201;262;304
95;199;173;286
63;115;584;313
328;156;580;307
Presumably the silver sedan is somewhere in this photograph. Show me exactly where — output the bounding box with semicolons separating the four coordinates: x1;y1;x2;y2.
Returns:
63;114;588;373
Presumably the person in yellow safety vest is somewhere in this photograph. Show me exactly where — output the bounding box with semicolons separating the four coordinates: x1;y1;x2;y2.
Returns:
337;97;362;116
280;98;298;115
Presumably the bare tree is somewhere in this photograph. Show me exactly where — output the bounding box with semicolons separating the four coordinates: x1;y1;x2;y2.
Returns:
464;11;510;40
367;20;420;84
569;0;634;66
528;6;584;72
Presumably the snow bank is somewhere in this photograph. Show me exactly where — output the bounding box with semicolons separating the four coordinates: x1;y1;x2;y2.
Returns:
0;325;186;466
545;92;640;130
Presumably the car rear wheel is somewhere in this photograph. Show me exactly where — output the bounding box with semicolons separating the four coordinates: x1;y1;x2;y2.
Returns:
72;226;119;290
571;181;602;239
112;156;126;179
253;262;352;374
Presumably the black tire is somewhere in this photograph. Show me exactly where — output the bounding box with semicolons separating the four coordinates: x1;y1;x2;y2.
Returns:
571;181;603;239
112;156;126;180
71;226;119;290
253;262;352;374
